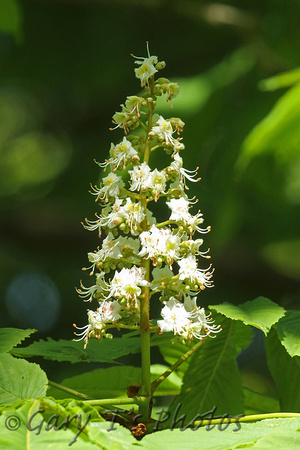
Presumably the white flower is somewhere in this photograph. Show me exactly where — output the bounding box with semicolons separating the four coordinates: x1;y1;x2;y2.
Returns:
166;197;190;222
166;197;210;234
97;300;123;322
90;172;124;201
125;96;144;117
157;296;220;340
129;162;151;191
109;137;139;170
145;168;167;200
157;297;190;335
152;116;177;146
171;153;199;184
178;255;213;289
95;137;138;170
183;296;221;339
139;225;180;262
121;198;146;233
132;45;158;87
107;266;149;303
83;198;124;234
73;300;123;348
86;233;140;273
76;272;107;302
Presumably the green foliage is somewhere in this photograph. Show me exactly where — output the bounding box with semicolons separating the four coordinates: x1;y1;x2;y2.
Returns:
210;297;285;335
0;353;47;405
48;365;181;400
141;418;300;449
0;299;300;447
11;336;143;364
265;328;300;412
0;327;36;353
166;319;252;423
1;1;300;445
243;388;280;415
277;310;300;357
240;79;300;166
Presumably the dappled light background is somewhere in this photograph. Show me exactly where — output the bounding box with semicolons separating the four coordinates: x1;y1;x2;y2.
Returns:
1;0;300;393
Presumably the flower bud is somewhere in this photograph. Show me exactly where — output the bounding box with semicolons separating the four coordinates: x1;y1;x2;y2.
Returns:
156;61;166;70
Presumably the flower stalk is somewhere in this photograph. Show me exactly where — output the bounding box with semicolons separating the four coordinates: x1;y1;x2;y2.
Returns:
74;44;220;424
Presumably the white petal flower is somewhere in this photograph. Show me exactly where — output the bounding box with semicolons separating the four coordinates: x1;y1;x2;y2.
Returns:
132;45;158;87
129;162;151;191
76;272;108;302
90;172;124;201
125;96;144;117
166;197;210;234
139;225;180;262
166;197;190;222
157;297;190;335
73;300;123;348
171;153;199;183
152;116;177;146
109;137;139;170
107;266;149;303
178;255;213;288
145;168;167;200
183;296;221;339
121;198;146;233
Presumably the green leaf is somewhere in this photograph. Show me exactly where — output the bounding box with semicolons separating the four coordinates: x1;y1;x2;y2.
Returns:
243;388;280;415
0;399;102;448
210;297;285;335
142;418;300;449
239;83;300;167
48;364;181;400
48;366;141;400
265;328;300;412
11;336;142;363
0;354;47;405
150;364;182;396
277;310;300;357
259;68;300;91
0;328;36;353
158;339;191;379
87;421;138;449
166;319;250;424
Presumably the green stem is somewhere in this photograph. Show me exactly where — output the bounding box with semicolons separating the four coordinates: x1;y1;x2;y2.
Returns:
48;380;93;400
138;76;156;422
151;339;204;395
82;397;139;407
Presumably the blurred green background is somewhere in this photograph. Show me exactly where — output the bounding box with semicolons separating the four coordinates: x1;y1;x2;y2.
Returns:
0;0;299;390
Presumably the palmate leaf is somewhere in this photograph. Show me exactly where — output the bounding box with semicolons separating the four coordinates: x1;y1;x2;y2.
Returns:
0;328;36;353
265;328;300;412
210;297;285;335
142;418;300;449
0;354;47;405
166;319;252;425
0;398;105;449
11;333;174;364
277;310;300;357
11;336;142;364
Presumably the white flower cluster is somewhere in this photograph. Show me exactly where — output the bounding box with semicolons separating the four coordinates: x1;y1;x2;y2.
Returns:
74;47;220;348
